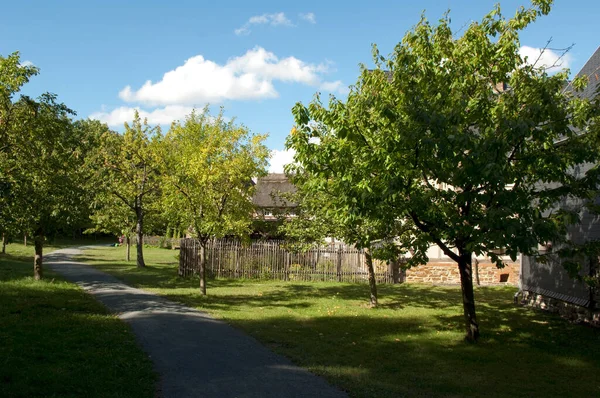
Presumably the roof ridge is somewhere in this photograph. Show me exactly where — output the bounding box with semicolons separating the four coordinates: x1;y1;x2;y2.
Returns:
562;45;600;97
575;45;600;78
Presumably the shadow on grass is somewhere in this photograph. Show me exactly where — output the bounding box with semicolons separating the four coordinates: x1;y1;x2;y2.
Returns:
215;310;600;398
0;266;155;397
76;248;563;324
0;252;34;269
76;246;600;397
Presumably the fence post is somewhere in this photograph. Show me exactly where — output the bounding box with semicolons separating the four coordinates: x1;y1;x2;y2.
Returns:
284;250;289;281
178;239;184;277
337;246;342;282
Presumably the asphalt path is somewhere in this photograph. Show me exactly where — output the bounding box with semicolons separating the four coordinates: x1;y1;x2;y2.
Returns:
46;248;347;398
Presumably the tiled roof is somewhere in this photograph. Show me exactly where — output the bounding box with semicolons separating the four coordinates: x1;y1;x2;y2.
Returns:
252;173;297;208
569;46;600;100
367;69;393;82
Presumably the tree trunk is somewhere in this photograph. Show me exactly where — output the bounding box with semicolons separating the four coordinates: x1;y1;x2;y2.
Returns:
2;232;6;254
199;240;207;295
391;257;402;284
24;234;27;247
457;248;479;342
33;231;44;280
474;257;481;286
364;247;378;307
588;256;598;318
126;236;131;262
135;204;145;268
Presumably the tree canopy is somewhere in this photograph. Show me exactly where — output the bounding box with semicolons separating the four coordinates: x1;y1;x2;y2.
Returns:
287;0;600;341
1;52;92;278
161;108;269;294
89;112;162;268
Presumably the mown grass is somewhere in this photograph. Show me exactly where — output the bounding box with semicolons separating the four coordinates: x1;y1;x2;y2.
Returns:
0;243;156;398
81;245;600;398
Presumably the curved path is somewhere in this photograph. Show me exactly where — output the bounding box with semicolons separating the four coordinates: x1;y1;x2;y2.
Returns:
46;248;347;398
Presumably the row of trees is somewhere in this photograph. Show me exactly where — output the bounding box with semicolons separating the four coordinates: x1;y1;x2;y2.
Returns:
89;110;269;294
1;54;94;279
4;0;599;342
0;53;270;293
285;0;600;341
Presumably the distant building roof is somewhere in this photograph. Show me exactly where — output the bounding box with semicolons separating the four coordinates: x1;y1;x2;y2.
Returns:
368;69;393;82
568;46;600;100
252;173;297;208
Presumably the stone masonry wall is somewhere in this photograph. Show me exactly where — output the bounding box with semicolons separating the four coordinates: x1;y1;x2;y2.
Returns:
404;261;520;286
521;291;600;326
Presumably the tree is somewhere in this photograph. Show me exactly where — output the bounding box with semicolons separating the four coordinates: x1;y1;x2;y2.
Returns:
0;52;39;255
90;113;161;268
88;185;137;261
9;93;85;279
288;0;600;341
81;119;136;261
280;172;402;307
161;108;269;294
1;52;96;277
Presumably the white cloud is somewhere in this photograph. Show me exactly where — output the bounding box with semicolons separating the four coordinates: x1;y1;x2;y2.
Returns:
268;12;292;26
320;80;348;94
299;13;316;24
249;15;270;24
19;60;35;68
118;47;346;106
235;12;293;36
89;105;194;127
519;46;573;71
269;148;296;173
234;26;250;36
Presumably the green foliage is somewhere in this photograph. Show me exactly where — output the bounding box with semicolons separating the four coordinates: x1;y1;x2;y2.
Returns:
90;112;162;228
288;0;600;267
160;107;269;242
158;235;169;249
0;53;39;238
287;0;600;337
1;54;92;251
87;112;162;266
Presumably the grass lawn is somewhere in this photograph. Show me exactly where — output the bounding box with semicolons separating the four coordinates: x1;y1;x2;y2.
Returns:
81;245;600;398
0;242;156;398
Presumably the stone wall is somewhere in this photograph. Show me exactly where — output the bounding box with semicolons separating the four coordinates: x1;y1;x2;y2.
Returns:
404;261;520;286
521;290;599;326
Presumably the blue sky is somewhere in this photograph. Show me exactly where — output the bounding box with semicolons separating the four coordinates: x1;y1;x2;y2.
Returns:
1;0;598;171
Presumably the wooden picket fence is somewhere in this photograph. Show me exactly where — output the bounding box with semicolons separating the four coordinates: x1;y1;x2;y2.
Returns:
179;238;396;284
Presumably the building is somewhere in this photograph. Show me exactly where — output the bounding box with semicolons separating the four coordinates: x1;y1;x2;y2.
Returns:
520;46;600;322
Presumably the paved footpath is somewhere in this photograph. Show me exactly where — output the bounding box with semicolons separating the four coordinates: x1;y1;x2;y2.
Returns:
46;248;347;398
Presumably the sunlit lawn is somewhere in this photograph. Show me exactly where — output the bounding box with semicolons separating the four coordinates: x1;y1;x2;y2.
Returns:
0;242;155;398
81;245;600;398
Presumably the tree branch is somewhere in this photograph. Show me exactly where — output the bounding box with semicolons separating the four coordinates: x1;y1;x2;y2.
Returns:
409;211;460;263
111;190;136;211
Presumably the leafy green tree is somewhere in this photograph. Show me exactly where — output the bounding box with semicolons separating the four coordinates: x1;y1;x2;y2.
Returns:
288;0;600;341
90;112;161;268
279;175;402;306
2;52;96;278
9;93;85;279
80;119;136;260
161;108;269;294
88;193;136;260
0;52;39;253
